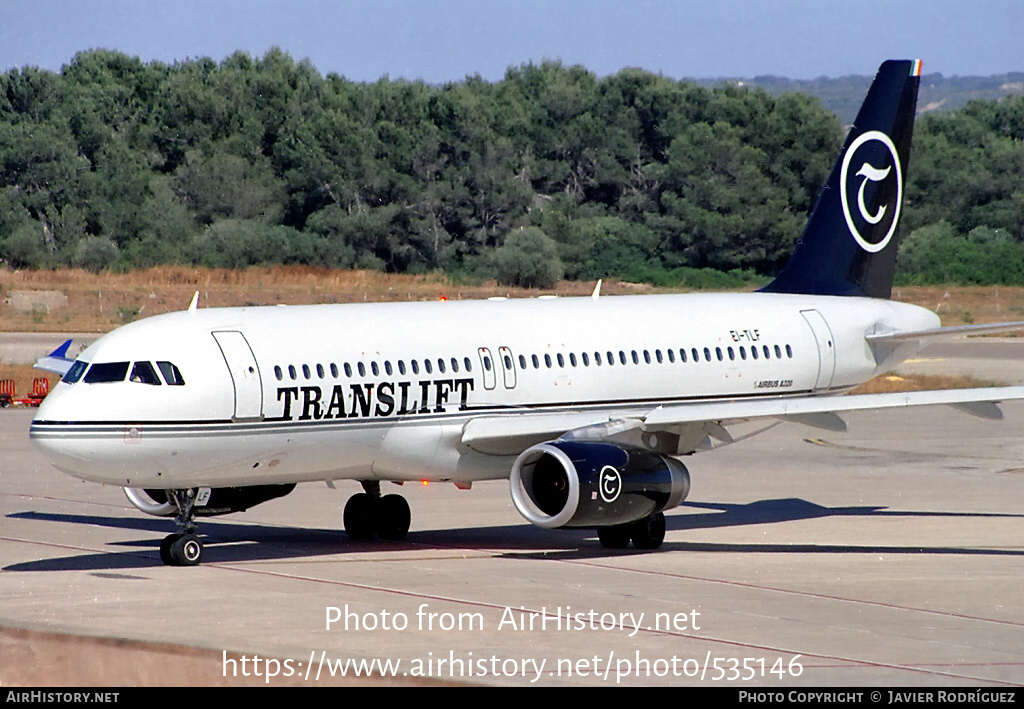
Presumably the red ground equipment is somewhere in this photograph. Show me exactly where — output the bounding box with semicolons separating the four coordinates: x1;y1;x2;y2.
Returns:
0;378;51;407
0;379;13;408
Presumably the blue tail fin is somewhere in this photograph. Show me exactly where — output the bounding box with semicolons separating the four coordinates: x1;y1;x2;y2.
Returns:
762;60;922;299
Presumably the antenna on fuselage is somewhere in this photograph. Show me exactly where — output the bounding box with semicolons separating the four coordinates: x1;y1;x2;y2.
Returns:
591;279;602;300
188;291;199;312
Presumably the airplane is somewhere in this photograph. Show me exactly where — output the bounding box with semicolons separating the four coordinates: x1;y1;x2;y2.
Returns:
29;60;1024;566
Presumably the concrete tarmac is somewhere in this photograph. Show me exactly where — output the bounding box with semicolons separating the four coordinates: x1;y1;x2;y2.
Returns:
2;394;1022;686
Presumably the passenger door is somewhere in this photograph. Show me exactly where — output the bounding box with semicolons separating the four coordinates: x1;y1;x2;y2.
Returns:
212;331;263;420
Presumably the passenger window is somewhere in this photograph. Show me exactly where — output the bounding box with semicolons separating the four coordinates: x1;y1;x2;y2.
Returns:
398;360;406;375
130;361;162;385
727;347;735;361
437;359;445;374
331;363;339;378
84;362;130;384
288;365;297;380
425;359;433;374
371;362;379;376
667;349;674;363
156;361;185;386
752;347;759;360
63;360;88;384
631;350;639;365
412;360;420;375
544;354;552;368
774;345;782;358
452;358;460;373
464;357;472;372
568;353;576;367
274;365;283;381
582;352;590;366
302;364;311;379
532;354;540;368
358;363;366;376
557;353;564;368
385;361;393;376
786;344;793;358
518;355;526;369
619;351;627;365
703;347;711;362
344;363;353;377
316;364;325;378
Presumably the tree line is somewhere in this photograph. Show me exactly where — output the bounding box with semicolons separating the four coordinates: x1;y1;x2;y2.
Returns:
1;49;1021;287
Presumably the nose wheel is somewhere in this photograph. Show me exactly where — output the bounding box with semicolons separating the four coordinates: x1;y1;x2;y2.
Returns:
344;482;411;542
160;532;204;566
159;489;204;566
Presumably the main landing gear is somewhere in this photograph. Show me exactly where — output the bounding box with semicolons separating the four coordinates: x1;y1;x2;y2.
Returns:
160;489;204;566
344;481;411;542
596;512;666;550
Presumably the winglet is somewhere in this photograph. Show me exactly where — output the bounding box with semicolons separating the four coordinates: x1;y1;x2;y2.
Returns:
49;339;73;359
188;291;199;312
34;339;75;376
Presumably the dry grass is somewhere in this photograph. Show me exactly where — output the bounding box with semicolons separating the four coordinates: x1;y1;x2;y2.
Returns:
890;285;1024;329
0;266;656;333
849;372;995;395
1;266;1021;335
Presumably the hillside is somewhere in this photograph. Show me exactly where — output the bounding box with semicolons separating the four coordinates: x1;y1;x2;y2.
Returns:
694;72;1024;124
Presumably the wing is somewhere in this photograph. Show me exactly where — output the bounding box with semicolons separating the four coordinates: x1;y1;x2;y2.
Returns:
462;385;1024;455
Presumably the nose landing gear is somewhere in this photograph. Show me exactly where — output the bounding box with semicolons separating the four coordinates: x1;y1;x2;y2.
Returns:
159;489;204;566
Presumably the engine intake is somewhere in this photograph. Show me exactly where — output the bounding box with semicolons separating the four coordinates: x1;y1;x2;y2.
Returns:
510;440;689;528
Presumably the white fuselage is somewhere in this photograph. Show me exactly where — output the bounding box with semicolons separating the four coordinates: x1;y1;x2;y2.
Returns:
30;292;939;488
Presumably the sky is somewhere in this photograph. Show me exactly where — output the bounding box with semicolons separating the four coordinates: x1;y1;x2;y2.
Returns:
1;0;1022;82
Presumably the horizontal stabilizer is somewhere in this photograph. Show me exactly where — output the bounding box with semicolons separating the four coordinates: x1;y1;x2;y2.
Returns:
866;320;1024;343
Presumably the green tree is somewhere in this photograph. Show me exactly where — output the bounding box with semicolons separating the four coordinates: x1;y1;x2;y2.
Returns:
492;226;563;288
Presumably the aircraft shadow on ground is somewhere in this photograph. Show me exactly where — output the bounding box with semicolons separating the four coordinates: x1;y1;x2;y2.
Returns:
6;496;1024;571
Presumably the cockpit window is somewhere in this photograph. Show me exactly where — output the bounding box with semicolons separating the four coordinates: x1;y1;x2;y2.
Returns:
62;360;88;384
130;361;162;385
157;361;185;386
83;361;130;383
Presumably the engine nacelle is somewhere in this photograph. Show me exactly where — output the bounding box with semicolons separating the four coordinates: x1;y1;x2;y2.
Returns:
510;440;690;529
124;484;296;517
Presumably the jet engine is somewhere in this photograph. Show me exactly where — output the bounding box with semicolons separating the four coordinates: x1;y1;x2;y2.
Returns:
124;484;296;517
510;440;689;529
